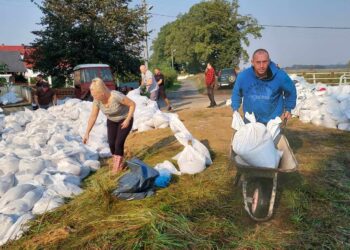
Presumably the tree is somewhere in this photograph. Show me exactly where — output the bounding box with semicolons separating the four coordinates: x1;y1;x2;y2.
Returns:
150;0;262;73
29;0;146;86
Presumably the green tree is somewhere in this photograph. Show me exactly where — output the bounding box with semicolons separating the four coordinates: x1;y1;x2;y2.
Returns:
0;63;8;74
29;0;146;87
150;0;262;73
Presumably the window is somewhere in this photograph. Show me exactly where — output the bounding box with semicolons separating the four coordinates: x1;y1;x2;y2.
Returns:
81;68;99;83
100;68;113;82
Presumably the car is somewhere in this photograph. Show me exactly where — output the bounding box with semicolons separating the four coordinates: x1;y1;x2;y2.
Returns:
73;64;116;100
217;68;237;88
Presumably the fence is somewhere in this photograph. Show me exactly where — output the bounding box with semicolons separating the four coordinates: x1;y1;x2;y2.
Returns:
288;71;350;85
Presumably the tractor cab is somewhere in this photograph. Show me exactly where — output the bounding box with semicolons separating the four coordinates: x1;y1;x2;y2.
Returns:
73;64;116;100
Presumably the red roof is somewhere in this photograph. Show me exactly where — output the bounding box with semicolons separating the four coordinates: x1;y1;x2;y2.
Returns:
0;45;34;69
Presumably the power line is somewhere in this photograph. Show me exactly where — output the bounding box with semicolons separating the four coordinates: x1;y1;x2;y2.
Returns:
262;24;350;30
149;12;350;30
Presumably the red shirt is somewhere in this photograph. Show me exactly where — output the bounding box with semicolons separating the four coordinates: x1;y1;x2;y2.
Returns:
205;67;215;86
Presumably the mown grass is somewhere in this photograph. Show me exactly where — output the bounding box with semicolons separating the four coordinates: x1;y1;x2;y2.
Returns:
4;108;350;249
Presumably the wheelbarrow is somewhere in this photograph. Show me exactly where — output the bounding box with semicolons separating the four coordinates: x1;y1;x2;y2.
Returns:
229;131;298;222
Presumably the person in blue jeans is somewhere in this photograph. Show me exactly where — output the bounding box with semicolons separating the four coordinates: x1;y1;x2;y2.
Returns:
231;49;297;124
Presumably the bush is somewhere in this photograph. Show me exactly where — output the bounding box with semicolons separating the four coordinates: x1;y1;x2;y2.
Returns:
0;77;6;85
151;63;177;89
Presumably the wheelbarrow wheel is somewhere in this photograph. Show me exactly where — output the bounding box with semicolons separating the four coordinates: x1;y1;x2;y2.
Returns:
247;178;271;218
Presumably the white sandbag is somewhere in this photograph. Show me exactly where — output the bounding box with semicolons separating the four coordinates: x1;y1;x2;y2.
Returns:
169;116;191;135
0;155;20;174
153;111;169;128
154;160;181;175
32;192;64;215
83;160;101;172
48;181;83;198
33;174;54;186
338;122;350;131
311;117;323;126
266;117;282;140
13;148;41;159
299;110;312;123
57;158;82;176
18;158;45;175
176;145;206;174
0;214;15;240
321;115;338;129
98;147;112;158
174;131;193;146
340;99;350;119
138;123;153;132
0;173;15;197
63;98;81;108
232;113;281;168
0;213;34;246
15;173;37;185
231;111;244;131
192;138;212;165
0;187;43;215
0;184;37;208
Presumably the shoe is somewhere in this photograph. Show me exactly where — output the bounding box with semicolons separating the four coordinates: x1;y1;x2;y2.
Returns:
167;106;173;111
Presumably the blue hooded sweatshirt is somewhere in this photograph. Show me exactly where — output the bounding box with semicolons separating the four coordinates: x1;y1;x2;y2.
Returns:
231;61;297;124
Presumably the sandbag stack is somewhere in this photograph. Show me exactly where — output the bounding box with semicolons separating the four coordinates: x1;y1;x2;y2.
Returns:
290;75;350;131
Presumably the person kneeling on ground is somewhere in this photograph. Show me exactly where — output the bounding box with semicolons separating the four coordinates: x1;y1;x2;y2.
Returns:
231;48;297;124
83;77;136;174
34;82;57;109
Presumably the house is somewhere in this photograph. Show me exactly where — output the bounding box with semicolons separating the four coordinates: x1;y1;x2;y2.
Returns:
0;45;34;69
0;51;26;74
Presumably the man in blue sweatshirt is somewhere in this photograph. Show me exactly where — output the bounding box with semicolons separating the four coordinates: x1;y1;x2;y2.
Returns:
231;49;297;124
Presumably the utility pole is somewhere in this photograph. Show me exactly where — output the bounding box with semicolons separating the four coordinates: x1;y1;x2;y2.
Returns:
142;0;152;68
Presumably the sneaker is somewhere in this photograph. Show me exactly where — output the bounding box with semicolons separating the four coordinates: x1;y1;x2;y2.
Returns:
207;104;214;108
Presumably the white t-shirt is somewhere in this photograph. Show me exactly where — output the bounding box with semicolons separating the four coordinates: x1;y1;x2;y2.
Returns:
141;70;159;93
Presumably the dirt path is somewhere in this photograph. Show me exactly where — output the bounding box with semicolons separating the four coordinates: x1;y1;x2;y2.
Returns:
161;78;232;111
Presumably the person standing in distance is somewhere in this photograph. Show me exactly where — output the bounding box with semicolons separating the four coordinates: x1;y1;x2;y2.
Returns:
231;48;297;124
140;65;159;101
154;68;173;111
205;63;216;108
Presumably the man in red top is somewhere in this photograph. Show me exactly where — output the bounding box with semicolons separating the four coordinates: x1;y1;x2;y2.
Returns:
205;63;216;108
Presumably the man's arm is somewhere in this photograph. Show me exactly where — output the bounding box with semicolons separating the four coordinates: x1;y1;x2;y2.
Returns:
34;94;40;108
157;77;163;85
281;74;297;120
231;74;242;111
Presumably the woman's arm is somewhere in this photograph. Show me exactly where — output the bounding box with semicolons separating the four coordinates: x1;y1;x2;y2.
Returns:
120;96;136;129
83;104;100;143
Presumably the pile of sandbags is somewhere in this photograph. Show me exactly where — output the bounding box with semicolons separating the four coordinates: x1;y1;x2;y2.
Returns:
290;75;350;131
0;99;108;246
0;91;213;245
0;88;23;105
231;112;282;169
127;88;170;132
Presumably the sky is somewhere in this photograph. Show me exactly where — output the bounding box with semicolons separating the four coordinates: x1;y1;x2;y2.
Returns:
0;0;350;67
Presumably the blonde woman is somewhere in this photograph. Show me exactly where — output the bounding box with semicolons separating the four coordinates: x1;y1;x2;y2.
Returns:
83;78;135;173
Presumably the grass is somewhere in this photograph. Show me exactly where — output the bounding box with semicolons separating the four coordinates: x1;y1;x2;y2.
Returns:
4;107;350;249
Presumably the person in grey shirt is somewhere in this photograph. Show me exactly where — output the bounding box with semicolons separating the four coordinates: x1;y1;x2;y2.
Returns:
83;77;136;174
140;65;159;101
